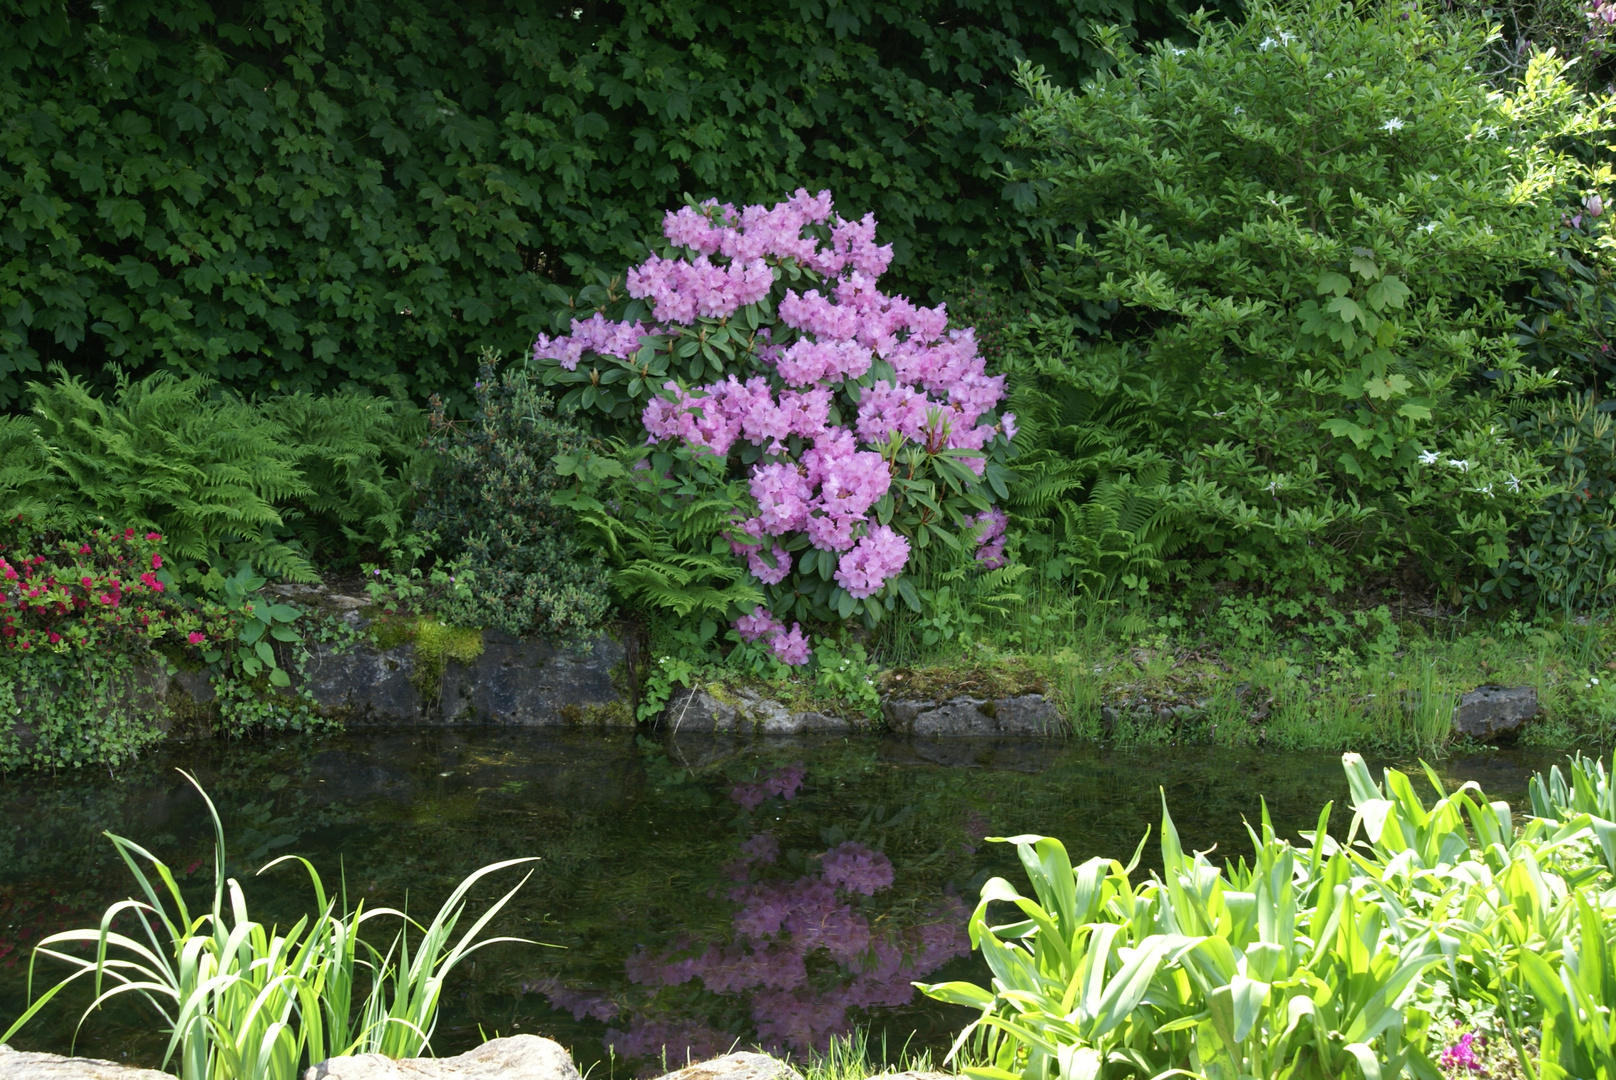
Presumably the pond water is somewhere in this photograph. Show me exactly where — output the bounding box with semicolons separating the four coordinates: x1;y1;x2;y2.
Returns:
0;730;1571;1074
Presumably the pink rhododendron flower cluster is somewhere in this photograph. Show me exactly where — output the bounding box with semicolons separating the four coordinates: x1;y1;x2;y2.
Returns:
530;190;1014;662
733;604;811;665
972;508;1009;569
531;313;647;372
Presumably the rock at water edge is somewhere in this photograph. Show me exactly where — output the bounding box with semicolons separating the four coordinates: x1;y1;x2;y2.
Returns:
652;1052;802;1080
885;693;1062;736
1451;685;1537;741
0;1045;173;1080
305;1034;580;1080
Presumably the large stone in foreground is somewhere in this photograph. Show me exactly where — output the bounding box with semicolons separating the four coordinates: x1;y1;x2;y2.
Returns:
653;1052;802;1080
0;1045;171;1080
305;1035;580;1080
1451;685;1537;741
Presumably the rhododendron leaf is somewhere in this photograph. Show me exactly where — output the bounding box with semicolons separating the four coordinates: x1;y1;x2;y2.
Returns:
270;625;299;642
241;620;267;644
267;604;299;622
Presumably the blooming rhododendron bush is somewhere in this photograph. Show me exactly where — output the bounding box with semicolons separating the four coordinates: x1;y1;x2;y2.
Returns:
531;191;1016;662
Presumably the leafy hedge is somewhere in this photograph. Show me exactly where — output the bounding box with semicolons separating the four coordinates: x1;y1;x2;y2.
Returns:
0;0;1197;408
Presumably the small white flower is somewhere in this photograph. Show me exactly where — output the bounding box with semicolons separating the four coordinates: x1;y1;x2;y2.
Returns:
1382;117;1405;133
1213;409;1228;418
1259;35;1278;49
1449;458;1471;472
1472;483;1494;497
1266;479;1283;494
1419;450;1440;465
1418;221;1437;234
1593;677;1602;686
1167;45;1187;56
1232;106;1245;116
1279;31;1295;43
1506;474;1522;493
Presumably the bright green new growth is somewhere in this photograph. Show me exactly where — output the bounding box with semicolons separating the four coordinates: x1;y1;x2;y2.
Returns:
1009;0;1616;598
922;751;1616;1080
0;771;539;1080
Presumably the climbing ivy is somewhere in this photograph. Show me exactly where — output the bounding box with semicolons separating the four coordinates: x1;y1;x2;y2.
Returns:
0;0;1197;407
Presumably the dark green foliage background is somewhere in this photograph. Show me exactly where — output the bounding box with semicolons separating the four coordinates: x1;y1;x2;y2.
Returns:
0;0;1196;409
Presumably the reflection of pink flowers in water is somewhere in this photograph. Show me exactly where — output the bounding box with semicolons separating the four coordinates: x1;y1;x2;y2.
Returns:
729;763;806;810
600;835;969;1061
740;832;779;864
520;977;621;1022
820;841;895;895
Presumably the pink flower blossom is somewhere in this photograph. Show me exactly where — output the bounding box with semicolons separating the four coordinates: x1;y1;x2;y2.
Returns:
834;525;910;598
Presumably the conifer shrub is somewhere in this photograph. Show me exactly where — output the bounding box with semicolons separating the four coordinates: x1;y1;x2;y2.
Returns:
413;354;612;643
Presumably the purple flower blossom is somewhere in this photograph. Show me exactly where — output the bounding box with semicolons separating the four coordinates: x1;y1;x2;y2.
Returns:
535;190;1010;613
1441;1031;1486;1074
971;508;1009;570
834;525;910;598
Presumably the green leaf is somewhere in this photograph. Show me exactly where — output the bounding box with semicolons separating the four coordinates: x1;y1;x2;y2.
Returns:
1363;374;1411;400
1317;271;1353;297
1366;275;1411;311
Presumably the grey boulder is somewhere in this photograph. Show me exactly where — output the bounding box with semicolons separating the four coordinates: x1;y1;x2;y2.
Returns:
440;633;624;724
1451;685;1538;741
0;1046;171;1080
305;1035;579;1080
884;694;1061;736
653;1052;802;1080
663;686;855;734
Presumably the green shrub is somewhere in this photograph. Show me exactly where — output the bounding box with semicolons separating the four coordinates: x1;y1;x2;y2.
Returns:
0;370;427;585
0;0;1196;406
414;353;611;641
1011;0;1614;596
1503;391;1616;610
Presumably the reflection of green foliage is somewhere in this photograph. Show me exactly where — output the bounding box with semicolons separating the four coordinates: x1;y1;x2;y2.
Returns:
5;730;1573;1071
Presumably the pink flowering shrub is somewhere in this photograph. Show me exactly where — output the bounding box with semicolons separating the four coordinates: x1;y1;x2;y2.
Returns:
531;191;1015;661
0;521;234;655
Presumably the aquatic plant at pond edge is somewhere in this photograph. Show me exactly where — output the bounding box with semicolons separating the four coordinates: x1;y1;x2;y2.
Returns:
921;752;1616;1080
0;771;539;1080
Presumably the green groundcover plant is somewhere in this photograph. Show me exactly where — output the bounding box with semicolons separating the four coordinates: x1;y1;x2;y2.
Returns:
924;750;1616;1080
1007;0;1616;598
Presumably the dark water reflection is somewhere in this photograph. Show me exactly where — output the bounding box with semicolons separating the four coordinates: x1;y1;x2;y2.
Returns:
0;730;1571;1073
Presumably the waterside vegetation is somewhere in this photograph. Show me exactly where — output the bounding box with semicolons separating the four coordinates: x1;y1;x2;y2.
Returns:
7;0;1616;765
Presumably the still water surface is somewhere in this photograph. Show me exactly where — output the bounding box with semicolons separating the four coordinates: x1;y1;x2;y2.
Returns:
0;730;1569;1073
